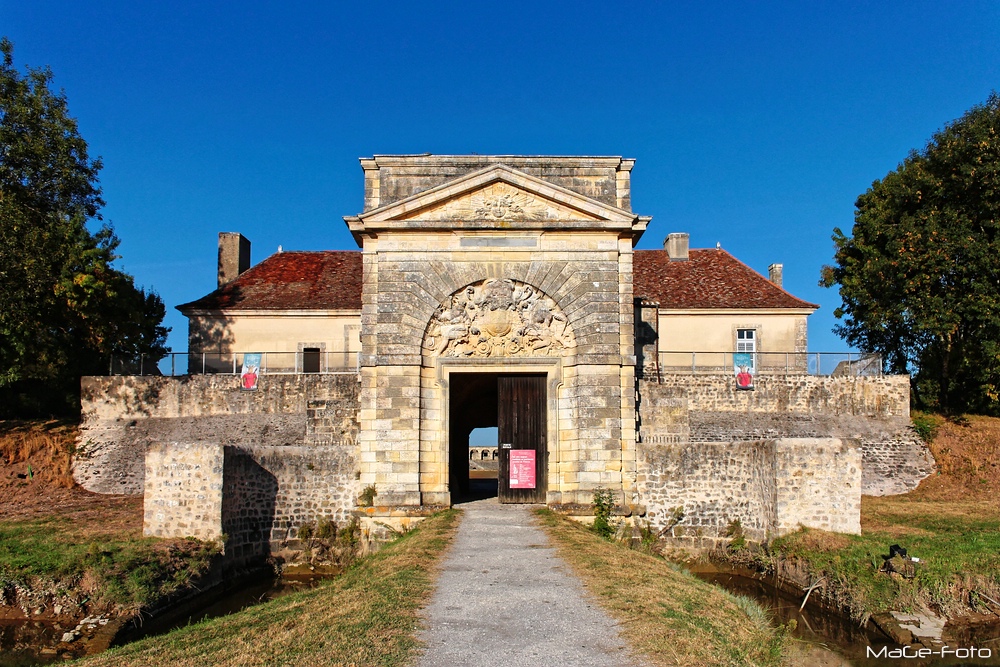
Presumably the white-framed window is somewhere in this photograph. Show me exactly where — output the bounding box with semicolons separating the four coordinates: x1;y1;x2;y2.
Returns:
735;328;757;377
736;329;756;354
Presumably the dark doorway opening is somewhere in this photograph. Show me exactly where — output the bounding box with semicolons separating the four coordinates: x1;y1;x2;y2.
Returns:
448;373;547;504
302;348;321;373
449;373;499;502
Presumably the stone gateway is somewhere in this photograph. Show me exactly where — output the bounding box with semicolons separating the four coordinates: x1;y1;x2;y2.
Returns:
75;155;932;555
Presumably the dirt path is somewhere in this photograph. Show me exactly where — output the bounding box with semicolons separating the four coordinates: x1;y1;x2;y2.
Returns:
416;499;647;667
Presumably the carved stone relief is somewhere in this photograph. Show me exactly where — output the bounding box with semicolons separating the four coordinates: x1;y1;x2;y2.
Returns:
400;182;600;222
423;279;576;358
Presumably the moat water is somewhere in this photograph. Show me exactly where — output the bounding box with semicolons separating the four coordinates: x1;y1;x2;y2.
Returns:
691;563;1000;666
0;572;325;667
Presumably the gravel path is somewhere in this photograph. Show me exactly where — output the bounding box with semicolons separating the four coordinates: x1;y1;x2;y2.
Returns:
416;499;647;667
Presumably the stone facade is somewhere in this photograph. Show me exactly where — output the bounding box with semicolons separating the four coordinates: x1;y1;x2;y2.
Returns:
345;158;648;510
76;155;937;560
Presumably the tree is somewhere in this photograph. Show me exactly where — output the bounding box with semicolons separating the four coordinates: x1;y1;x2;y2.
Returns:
0;37;167;416
821;93;1000;414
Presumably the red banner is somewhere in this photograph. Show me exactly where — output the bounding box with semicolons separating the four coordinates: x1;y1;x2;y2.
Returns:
509;449;536;489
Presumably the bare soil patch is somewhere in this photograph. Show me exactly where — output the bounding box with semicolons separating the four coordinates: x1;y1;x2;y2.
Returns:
1;420;143;524
907;414;1000;500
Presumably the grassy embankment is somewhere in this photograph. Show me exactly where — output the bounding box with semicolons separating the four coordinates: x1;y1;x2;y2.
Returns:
0;422;216;616
78;509;460;667
760;414;1000;620
535;508;787;667
0;516;216;615
83;506;788;667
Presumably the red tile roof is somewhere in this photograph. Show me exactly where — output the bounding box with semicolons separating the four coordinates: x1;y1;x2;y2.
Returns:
177;251;363;311
633;249;817;310
178;248;816;312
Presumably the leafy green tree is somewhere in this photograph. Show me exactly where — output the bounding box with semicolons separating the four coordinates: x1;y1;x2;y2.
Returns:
0;37;167;416
821;93;1000;414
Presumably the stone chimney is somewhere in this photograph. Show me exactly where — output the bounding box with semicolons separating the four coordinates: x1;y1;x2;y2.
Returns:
664;233;689;261
218;232;251;287
768;263;783;288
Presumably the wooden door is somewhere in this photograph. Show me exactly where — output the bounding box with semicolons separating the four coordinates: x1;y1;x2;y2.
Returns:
497;375;546;503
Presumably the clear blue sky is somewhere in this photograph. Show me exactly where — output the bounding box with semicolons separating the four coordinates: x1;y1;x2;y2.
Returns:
4;1;998;353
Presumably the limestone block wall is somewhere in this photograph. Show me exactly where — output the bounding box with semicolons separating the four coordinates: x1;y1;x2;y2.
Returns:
221;446;277;564
637;375;923;538
143;441;359;566
773;438;861;535
652;373;910;417
226;445;359;556
861;437;937;496
638;441;777;539
75;375;359;495
143;442;224;542
636;438;861;540
640;375;931;497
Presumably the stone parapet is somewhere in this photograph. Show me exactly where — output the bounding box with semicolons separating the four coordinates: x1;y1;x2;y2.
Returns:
648;374;910;418
80;374;359;421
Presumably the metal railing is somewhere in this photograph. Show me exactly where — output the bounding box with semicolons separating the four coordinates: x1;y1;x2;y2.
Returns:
653;351;882;377
109;351;361;377
109;350;879;378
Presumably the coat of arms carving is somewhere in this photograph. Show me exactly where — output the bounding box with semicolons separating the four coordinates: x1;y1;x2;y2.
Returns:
423;279;575;358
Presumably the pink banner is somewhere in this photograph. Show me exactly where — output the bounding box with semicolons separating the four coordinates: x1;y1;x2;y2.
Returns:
509;449;536;489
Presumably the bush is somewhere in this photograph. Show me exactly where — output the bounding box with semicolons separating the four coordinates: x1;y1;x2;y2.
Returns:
912;411;943;443
725;519;747;551
316;517;336;540
592;487;616;540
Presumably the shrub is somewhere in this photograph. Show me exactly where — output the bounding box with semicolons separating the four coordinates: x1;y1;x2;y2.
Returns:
911;411;943;443
359;485;377;507
316;517;336;540
725;519;747;551
592;487;616;540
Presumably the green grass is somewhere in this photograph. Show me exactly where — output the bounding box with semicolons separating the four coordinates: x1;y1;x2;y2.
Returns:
535;509;787;667
0;515;216;612
769;498;1000;619
78;509;460;667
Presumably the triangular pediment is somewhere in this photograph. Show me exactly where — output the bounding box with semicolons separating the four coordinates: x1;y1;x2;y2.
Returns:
352;164;639;227
398;181;602;223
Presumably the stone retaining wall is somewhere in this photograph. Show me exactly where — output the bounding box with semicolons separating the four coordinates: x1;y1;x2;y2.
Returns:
84;375;360;566
637;375;930;538
143;441;359;567
638;441;776;538
636;438;861;540
74;375;358;495
143;442;224;542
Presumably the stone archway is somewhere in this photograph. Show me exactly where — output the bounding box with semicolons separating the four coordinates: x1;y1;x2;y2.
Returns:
420;279;574;505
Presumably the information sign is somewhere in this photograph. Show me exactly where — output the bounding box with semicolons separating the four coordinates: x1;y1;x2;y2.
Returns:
509;449;536;489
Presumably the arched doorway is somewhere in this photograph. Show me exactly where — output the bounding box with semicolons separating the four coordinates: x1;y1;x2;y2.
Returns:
448;373;546;503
